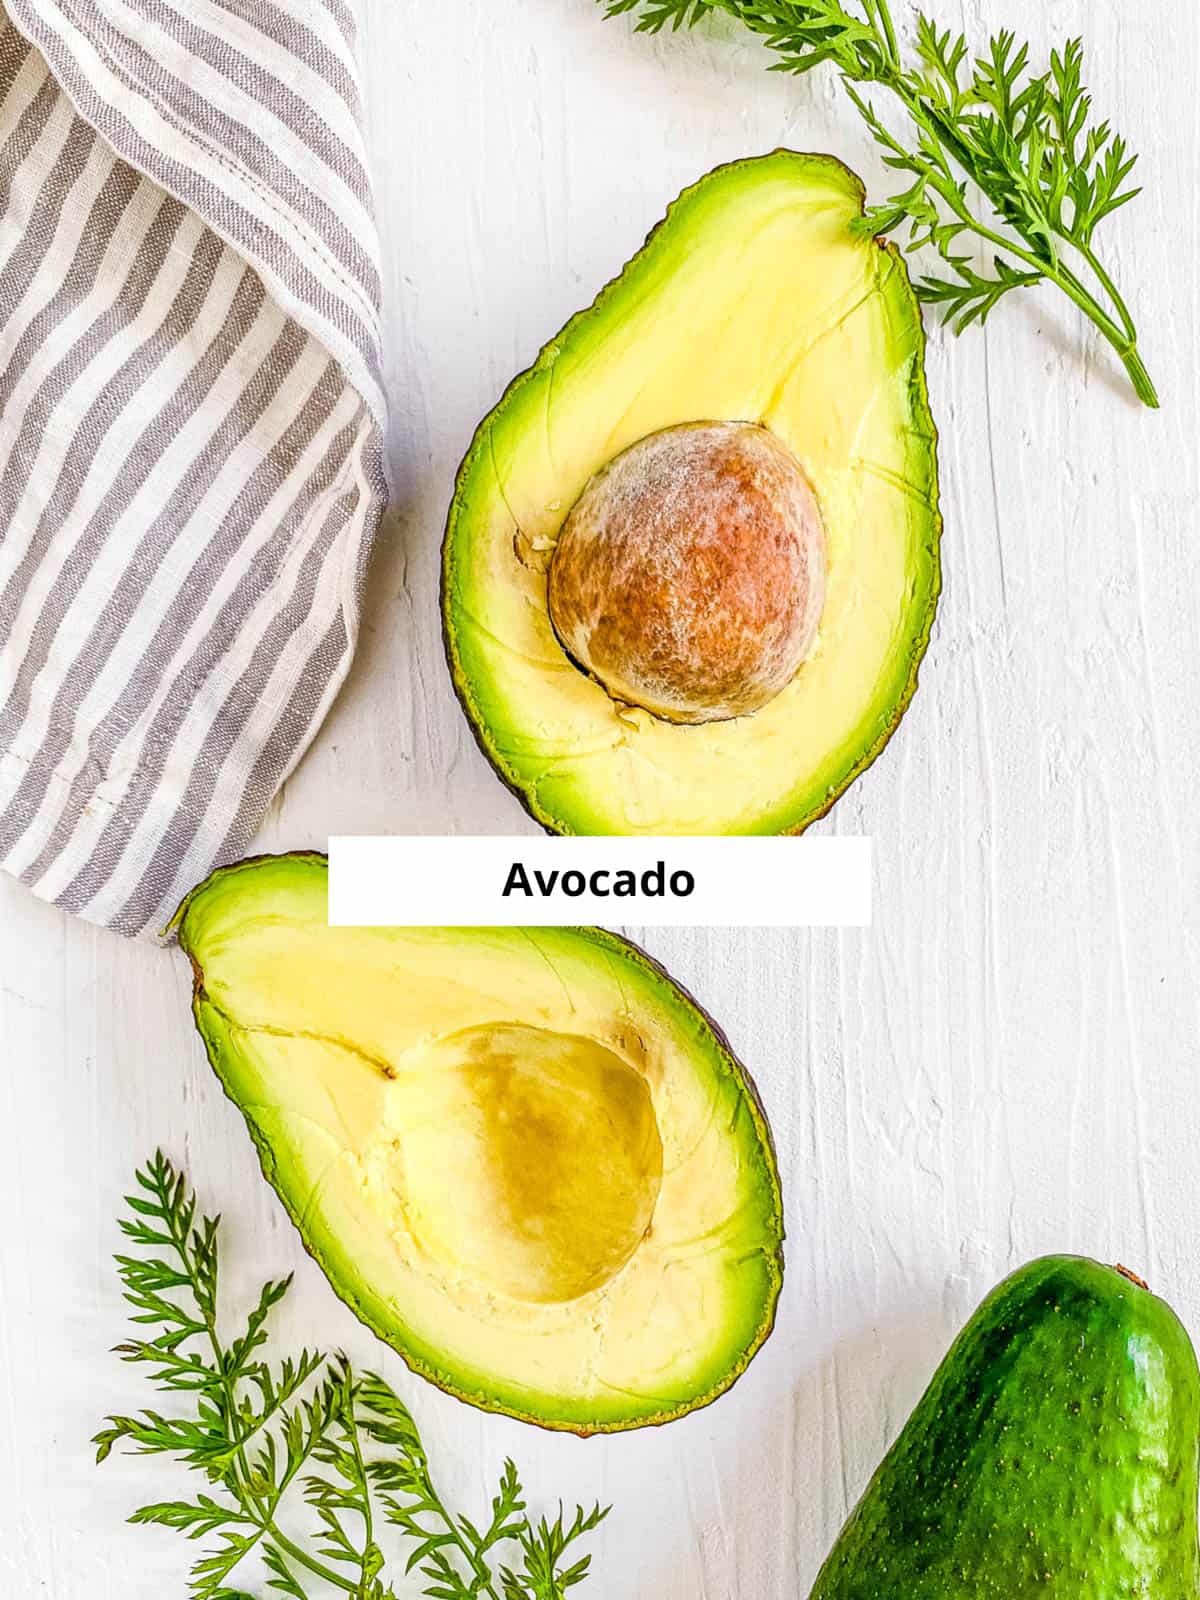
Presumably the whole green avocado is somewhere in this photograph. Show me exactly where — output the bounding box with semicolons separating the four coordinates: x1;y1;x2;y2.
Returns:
811;1255;1200;1598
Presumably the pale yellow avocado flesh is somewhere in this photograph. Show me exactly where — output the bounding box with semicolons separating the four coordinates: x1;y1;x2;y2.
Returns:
443;151;940;835
174;854;784;1432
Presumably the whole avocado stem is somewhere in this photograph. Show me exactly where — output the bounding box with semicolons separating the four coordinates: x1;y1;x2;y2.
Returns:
1115;1263;1150;1291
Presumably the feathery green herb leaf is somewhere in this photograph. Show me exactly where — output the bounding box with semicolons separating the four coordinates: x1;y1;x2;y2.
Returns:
599;0;1157;404
97;1153;609;1599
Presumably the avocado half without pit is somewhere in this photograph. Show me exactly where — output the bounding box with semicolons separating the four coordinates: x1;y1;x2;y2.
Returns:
443;151;941;834
171;853;784;1433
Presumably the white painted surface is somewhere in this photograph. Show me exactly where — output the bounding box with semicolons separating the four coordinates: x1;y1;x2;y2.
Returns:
2;1;1200;1594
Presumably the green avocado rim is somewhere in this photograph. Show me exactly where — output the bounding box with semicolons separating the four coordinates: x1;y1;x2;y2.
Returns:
441;149;942;837
169;851;786;1435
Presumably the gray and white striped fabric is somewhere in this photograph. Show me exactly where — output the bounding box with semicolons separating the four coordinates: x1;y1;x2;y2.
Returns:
0;0;386;936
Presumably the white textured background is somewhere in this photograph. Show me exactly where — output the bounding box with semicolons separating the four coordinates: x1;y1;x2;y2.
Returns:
3;0;1200;1594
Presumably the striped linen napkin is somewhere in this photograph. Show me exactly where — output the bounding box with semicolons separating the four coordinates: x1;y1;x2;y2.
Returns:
0;0;387;937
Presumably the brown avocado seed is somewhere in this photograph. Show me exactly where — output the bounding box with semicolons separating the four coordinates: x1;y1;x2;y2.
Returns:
547;421;827;724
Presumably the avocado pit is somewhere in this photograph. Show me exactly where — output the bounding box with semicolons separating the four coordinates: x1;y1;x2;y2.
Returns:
547;421;826;724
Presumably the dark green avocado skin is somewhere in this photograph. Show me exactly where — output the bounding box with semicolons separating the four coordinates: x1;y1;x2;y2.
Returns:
811;1255;1200;1598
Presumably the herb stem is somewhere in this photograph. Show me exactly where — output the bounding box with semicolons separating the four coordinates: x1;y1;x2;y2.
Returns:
156;1176;352;1596
429;1482;504;1599
196;1275;271;1531
1079;243;1139;343
875;56;1157;404
156;1182;264;1525
1112;342;1158;409
270;1526;360;1594
936;174;1158;403
870;0;900;70
259;1412;358;1595
343;1385;381;1587
1048;273;1158;406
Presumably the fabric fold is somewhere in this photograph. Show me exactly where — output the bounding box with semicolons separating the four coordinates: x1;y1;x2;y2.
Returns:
0;0;387;936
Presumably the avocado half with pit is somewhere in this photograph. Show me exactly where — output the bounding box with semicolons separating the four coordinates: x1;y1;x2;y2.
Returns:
443;151;940;834
171;853;784;1433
